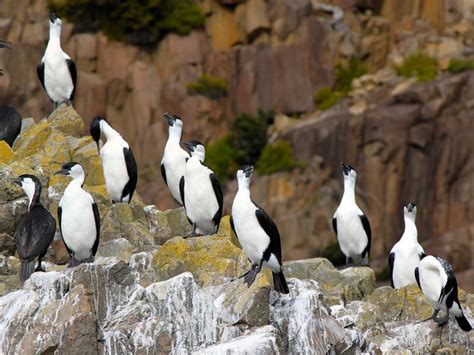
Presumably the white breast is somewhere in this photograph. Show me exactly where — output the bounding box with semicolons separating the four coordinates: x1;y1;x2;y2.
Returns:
418;257;444;311
184;159;219;234
43;47;74;104
334;203;368;260
162;142;188;204
391;240;424;288
100;139;129;202
232;192;270;266
59;184;97;261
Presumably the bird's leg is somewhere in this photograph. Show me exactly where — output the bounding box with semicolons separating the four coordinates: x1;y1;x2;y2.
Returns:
435;313;449;327
236;264;256;280
185;224;199;238
397;287;408;320
417;309;440;324
361;253;369;267
244;260;263;287
344;256;353;268
35;257;45;272
64;99;73;106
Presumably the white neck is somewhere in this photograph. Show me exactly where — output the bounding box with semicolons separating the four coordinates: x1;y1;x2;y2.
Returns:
237;178;251;191
70;172;85;187
401;215;418;241
23;185;36;211
236;185;251;202
341;177;356;204
168;125;182;142
101;120;122;141
48;25;62;47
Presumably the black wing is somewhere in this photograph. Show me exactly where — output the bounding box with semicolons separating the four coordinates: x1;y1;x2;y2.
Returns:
58;206;73;257
121;147;138;203
419;251;426;260
359;214;371;258
0;105;22;146
210;173;223;228
255;206;282;264
179;176;185;208
37;62;46;91
414;267;421;290
332;217;337;236
66;59;77;101
91;202;100;256
388;252;395;288
161;163;168;186
435;256;458;307
230;215;236;237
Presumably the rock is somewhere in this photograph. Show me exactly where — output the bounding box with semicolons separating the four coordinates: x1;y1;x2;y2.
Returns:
144;205;193;244
437;37;464;69
206;5;244;50
47;104;85;137
244;0;271;41
97;238;133;262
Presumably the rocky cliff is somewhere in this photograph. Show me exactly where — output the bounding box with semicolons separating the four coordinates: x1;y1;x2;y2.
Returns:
1;0;474;288
0;106;473;354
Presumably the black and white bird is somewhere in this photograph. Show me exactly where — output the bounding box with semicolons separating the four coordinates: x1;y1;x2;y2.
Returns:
389;203;425;289
37;10;77;108
161;113;189;205
332;162;371;266
179;140;223;237
231;166;289;294
0;105;22;146
415;255;472;332
90;116;137;204
11;175;56;281
55;162;100;267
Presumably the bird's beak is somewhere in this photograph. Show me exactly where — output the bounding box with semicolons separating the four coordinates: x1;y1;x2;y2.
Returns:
10;178;22;186
54;169;68;176
48;9;59;23
341;162;350;175
164;113;175;127
180;142;193;153
406;203;416;212
0;39;11;49
244;166;254;178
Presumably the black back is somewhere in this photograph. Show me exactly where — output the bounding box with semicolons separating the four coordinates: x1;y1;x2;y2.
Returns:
37;62;46;93
57;206;73;257
160;163;168;186
332;217;337;236
210;173;223;229
388;252;395;288
0;105;22;146
359;214;371;258
15;204;56;261
91;203;100;256
66;59;77;101
121;147;138;203
179;176;185;208
255;204;283;265
414;266;421;290
435;256;459;309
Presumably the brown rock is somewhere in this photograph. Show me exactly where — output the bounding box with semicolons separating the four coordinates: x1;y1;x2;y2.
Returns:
206;6;244;50
245;0;271;40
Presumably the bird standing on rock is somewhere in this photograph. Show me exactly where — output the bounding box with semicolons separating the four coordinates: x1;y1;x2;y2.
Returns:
0;104;22;146
415;255;472;332
180;140;223;237
389;202;425;289
231;166;289;294
332;162;371;266
37;10;76;108
90;116;137;204
161;113;190;205
11;175;56;281
55;162;100;267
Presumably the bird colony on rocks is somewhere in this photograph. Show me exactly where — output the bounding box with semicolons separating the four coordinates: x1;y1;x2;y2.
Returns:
0;9;472;354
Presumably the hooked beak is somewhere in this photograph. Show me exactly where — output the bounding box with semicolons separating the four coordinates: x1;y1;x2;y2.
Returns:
0;39;11;49
48;9;59;23
164;113;176;127
10;178;22;186
180;142;193;154
341;162;351;175
54;169;68;176
242;165;254;178
406;202;416;213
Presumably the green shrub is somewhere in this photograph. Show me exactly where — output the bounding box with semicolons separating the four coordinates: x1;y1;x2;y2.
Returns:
313;57;367;111
205;136;238;181
394;53;438;82
48;0;205;45
187;74;228;99
314;87;344;110
447;58;474;74
256;141;298;175
335;57;368;92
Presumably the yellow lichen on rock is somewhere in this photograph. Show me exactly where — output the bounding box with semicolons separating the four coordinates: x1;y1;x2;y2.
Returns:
0;141;15;164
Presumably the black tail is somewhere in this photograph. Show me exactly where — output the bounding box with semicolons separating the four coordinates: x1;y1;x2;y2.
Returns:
272;271;289;294
20;260;35;282
455;314;472;332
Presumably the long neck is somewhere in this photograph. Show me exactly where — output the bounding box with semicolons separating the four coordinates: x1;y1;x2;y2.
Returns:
402;215;417;241
101;121;122;141
341;177;356;204
236;183;251;201
47;25;62;49
71;173;85;188
25;185;42;211
168;126;182;142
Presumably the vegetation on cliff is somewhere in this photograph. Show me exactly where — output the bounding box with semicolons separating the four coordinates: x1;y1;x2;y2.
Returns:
187;74;228;99
447;58;474;74
394;53;438;82
255;141;299;175
48;0;205;45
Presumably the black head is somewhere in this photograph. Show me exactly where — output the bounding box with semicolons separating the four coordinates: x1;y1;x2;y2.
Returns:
240;165;254;178
54;162;80;176
10;174;42;204
187;139;204;151
164;113;183;127
405;202;416;213
90;116;104;144
11;174;41;187
341;162;355;176
48;9;59;23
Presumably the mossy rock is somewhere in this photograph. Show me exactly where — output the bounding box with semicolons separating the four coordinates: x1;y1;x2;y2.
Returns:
72;139;105;186
13;120;51;158
0;141;15;164
47;104;85;137
152;235;248;287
